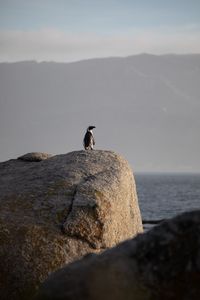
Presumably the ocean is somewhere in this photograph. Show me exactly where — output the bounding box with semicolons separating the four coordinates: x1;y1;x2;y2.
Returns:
135;173;200;230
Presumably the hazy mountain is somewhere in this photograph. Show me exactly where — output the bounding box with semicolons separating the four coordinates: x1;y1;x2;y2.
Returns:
0;54;200;172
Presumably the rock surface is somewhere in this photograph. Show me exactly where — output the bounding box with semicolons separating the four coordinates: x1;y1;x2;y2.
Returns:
35;210;200;300
18;152;53;161
0;150;142;300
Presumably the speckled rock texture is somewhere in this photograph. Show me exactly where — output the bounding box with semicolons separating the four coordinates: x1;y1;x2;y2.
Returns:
35;210;200;300
18;152;53;161
0;150;142;300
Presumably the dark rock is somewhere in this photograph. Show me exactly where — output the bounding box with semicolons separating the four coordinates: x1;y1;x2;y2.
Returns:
0;150;142;300
142;219;165;224
35;210;200;300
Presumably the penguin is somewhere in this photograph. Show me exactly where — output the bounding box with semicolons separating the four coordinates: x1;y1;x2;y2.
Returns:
83;126;96;150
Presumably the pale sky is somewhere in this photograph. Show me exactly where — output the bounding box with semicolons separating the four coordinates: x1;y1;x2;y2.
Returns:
0;0;200;62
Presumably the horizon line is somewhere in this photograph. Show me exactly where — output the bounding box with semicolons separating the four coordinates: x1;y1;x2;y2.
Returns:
1;52;200;64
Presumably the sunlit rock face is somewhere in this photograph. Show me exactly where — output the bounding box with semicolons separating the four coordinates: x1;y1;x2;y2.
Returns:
0;150;142;300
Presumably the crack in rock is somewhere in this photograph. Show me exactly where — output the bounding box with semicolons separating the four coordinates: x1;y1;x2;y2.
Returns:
61;173;106;249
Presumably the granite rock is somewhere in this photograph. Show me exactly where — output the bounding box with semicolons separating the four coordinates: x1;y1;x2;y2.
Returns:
0;150;142;300
18;152;53;161
35;210;200;300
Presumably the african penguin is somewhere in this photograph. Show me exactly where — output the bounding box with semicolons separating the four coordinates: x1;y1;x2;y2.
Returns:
83;126;96;150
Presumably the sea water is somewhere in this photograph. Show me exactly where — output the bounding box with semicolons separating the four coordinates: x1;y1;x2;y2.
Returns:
135;173;200;229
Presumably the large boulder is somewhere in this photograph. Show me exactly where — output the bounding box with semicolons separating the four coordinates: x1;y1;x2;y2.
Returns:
0;150;142;300
35;210;200;300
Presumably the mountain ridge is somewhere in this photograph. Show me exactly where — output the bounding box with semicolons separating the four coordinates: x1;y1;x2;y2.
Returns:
0;54;200;172
1;52;200;65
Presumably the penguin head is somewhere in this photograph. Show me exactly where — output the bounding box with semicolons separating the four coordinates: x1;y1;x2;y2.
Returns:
87;126;96;131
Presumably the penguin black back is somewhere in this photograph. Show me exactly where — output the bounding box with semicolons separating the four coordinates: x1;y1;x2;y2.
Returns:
83;126;96;150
